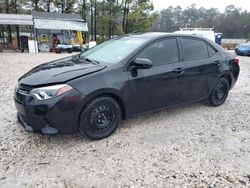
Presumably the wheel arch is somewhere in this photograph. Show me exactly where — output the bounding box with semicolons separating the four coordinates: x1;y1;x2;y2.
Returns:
208;72;233;97
220;73;233;88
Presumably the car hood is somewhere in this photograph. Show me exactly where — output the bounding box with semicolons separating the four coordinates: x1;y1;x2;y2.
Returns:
19;56;106;86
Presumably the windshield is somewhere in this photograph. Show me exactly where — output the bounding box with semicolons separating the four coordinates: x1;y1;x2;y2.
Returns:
80;37;148;64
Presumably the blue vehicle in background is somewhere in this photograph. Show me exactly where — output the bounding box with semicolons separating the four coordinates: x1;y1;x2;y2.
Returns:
235;42;250;56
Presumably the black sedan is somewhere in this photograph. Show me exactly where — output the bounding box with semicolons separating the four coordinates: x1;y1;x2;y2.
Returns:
14;33;240;140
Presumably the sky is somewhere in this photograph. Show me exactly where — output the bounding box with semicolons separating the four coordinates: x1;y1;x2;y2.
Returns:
152;0;250;12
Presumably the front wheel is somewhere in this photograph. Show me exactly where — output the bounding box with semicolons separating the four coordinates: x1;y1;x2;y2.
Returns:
79;96;121;140
208;78;229;106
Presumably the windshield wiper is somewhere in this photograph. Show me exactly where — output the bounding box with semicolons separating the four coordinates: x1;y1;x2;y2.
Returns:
83;57;100;65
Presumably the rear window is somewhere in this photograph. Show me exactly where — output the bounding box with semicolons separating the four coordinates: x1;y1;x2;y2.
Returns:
207;44;217;56
181;38;208;60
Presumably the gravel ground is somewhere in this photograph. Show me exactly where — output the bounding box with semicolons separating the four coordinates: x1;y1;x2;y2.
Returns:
0;52;250;188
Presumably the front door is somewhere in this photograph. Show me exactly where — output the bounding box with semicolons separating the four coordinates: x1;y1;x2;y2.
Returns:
128;38;186;115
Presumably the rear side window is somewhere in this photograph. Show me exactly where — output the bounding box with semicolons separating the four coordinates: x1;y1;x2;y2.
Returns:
181;38;208;60
207;44;217;56
138;38;179;65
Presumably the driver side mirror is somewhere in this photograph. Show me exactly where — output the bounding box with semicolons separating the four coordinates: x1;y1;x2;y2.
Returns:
132;58;153;69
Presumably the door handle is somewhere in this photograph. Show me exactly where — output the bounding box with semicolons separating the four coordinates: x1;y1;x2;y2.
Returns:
172;67;185;73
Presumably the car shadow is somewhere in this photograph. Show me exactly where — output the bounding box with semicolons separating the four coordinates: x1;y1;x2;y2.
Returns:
120;100;208;130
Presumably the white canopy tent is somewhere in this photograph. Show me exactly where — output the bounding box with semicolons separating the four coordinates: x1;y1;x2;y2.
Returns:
33;19;88;31
0;12;88;52
31;11;88;52
0;14;33;26
0;13;88;31
32;11;88;32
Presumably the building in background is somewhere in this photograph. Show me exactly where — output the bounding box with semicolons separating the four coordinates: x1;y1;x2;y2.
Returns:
0;11;88;53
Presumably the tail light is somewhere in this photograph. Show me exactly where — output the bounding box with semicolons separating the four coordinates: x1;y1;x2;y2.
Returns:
233;58;239;64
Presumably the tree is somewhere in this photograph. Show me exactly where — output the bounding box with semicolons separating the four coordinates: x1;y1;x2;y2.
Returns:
151;4;250;39
32;0;40;11
5;0;12;45
90;0;93;40
94;0;97;40
122;0;129;33
2;1;249;42
65;0;76;13
122;0;156;33
54;0;65;13
46;0;51;12
182;4;200;27
82;0;86;20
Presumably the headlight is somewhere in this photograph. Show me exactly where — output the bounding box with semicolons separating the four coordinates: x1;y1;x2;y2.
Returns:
31;84;72;100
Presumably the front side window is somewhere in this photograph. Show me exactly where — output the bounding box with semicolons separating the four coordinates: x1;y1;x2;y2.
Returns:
181;38;208;60
137;38;179;66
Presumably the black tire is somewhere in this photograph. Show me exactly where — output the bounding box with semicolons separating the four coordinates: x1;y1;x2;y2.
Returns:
208;78;230;106
79;96;121;140
67;49;72;53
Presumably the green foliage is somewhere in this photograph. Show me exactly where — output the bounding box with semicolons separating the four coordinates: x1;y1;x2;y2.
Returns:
0;0;156;41
247;33;250;42
126;0;155;32
151;4;250;38
1;1;249;40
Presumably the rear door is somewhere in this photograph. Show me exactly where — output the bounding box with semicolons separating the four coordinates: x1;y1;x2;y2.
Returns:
180;37;222;102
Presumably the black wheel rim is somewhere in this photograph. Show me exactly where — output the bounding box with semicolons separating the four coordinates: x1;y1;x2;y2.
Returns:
89;105;115;131
214;81;227;101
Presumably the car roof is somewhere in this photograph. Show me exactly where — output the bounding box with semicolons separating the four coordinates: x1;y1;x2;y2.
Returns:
123;32;210;41
119;32;227;57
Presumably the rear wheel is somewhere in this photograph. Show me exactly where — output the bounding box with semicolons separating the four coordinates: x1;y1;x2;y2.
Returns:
208;78;229;106
79;96;121;140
